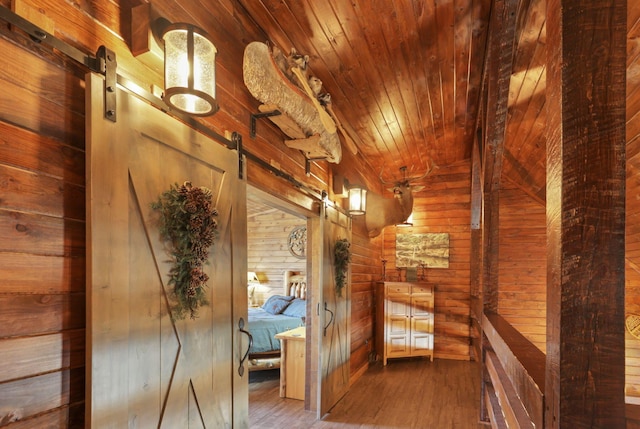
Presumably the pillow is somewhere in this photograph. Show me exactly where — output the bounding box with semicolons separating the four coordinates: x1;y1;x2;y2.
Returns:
262;295;294;315
282;298;306;318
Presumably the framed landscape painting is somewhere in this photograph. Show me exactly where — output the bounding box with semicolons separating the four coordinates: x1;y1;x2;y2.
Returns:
396;233;450;268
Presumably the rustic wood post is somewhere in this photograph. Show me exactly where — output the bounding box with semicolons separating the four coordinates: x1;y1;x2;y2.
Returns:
478;0;519;421
545;0;626;426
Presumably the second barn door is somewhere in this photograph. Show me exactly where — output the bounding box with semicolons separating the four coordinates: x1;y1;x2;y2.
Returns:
310;203;351;417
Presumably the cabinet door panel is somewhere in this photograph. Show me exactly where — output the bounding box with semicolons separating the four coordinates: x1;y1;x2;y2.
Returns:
411;295;433;317
387;294;410;317
388;316;409;335
411;333;434;354
388;335;410;355
412;316;434;335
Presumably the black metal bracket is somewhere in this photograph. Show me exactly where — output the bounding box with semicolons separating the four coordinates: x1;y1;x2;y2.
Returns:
92;46;117;122
233;132;244;180
305;157;326;176
250;110;281;138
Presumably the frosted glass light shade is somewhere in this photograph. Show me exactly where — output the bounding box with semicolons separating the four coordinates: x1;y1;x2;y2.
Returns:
348;187;367;215
162;23;218;116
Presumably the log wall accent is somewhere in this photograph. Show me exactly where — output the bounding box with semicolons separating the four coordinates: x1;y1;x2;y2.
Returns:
381;162;472;361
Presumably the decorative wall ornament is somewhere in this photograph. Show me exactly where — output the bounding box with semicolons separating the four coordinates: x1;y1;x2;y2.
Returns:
151;181;218;320
288;226;307;259
396;233;449;268
334;238;351;296
243;41;342;163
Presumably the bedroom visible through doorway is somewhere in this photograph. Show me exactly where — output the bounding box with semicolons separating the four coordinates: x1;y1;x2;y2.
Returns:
246;188;309;412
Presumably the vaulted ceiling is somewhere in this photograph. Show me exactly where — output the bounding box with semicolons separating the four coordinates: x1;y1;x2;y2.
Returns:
237;0;492;184
142;0;640;203
235;0;640;205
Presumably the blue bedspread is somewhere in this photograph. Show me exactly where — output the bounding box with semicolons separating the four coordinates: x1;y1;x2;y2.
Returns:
248;307;303;354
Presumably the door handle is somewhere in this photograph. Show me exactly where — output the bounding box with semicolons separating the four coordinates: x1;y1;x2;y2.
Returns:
238;317;253;376
323;302;334;336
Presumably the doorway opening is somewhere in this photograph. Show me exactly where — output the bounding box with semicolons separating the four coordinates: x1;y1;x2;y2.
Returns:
246;186;313;423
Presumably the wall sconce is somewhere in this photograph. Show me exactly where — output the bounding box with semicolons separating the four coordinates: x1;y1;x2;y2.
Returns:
348;186;367;215
162;23;218;116
131;4;218;116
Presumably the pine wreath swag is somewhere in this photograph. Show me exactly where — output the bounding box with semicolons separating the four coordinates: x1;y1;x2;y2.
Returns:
152;181;219;320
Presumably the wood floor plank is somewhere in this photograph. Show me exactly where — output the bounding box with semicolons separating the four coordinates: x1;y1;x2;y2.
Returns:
249;358;482;428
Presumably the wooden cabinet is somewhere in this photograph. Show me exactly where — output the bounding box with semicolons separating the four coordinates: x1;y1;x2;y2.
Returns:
275;326;306;400
375;282;434;365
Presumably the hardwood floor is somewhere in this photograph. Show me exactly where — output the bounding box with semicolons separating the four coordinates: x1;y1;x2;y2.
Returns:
249;358;484;428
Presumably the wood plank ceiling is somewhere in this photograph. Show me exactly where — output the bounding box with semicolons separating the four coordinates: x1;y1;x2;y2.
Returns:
235;0;640;203
237;0;492;183
140;0;640;200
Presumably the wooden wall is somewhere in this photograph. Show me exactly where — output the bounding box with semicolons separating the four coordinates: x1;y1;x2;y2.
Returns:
0;31;87;427
349;230;383;378
626;111;640;401
498;182;546;352
247;200;306;303
0;0;384;425
380;162;472;361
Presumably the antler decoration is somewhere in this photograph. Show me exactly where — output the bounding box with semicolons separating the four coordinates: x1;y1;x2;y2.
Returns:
379;160;435;185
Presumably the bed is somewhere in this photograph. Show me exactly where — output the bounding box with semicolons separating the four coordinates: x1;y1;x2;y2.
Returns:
248;271;307;370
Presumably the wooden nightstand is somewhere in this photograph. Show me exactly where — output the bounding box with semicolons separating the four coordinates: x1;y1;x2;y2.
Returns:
275;326;306;400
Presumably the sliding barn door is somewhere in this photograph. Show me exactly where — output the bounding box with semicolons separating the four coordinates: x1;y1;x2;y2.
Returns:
86;73;248;428
314;204;351;416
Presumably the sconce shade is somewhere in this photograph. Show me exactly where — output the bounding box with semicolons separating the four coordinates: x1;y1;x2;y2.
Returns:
348;187;367;215
162;23;219;116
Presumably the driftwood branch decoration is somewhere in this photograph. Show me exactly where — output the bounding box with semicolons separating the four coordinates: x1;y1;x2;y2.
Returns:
243;41;342;163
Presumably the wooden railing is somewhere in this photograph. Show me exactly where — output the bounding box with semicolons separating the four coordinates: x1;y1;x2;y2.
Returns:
482;313;545;428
